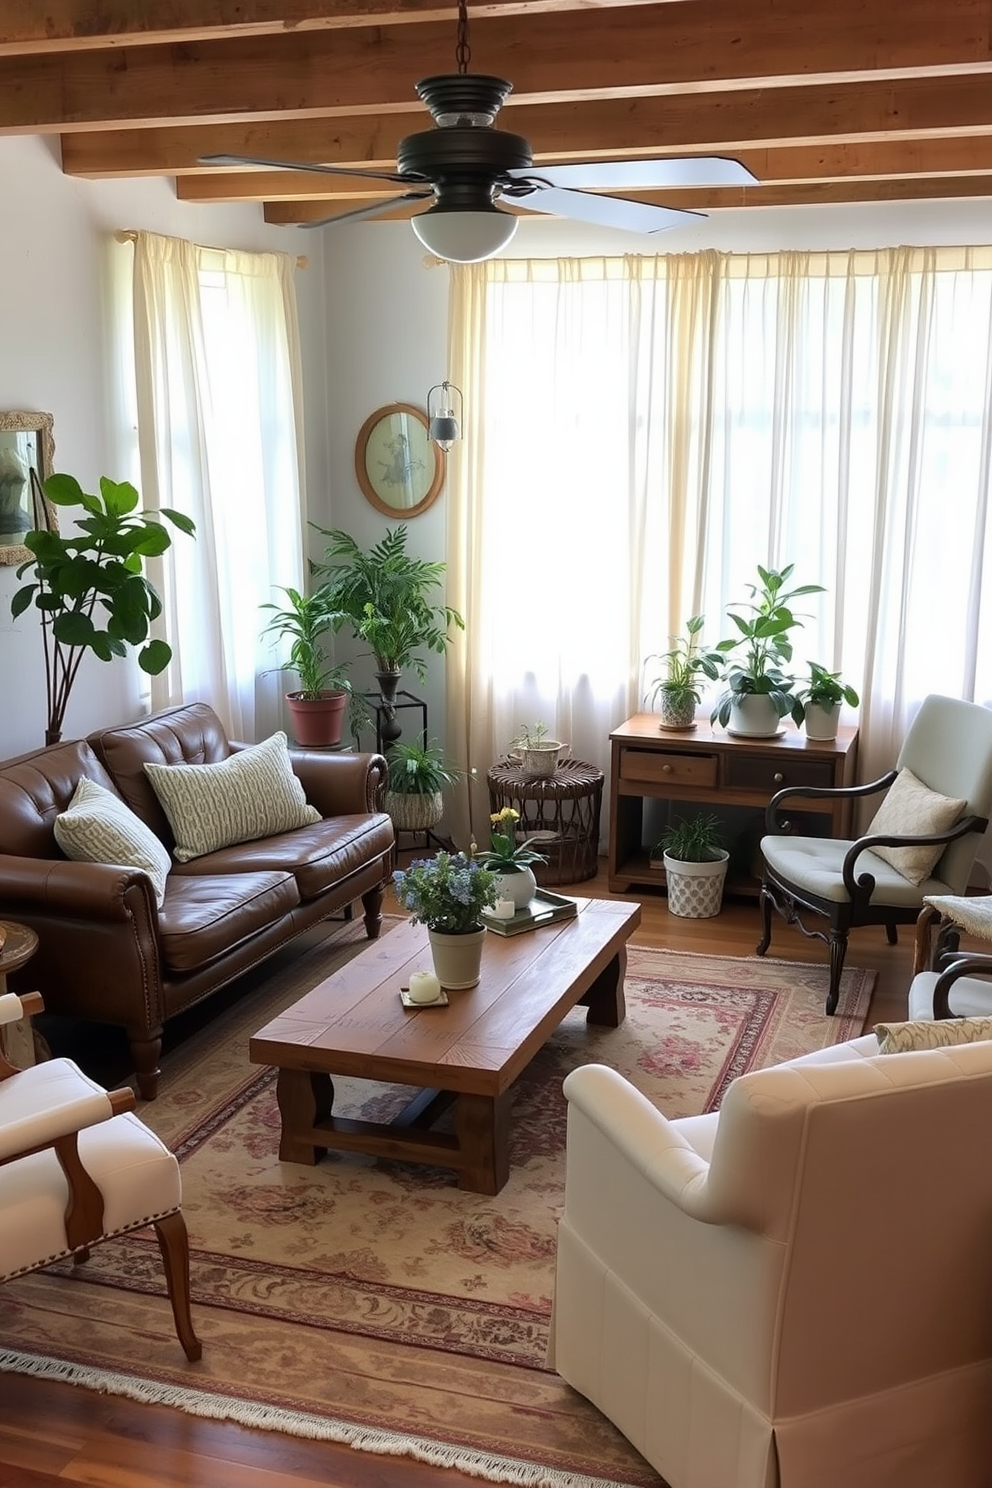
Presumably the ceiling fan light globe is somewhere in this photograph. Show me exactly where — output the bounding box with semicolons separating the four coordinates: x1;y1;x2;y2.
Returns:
412;208;517;263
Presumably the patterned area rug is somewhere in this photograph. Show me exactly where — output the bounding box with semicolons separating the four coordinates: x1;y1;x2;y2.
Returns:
0;915;873;1488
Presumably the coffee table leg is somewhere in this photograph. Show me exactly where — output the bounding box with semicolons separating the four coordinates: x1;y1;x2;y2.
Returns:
455;1089;512;1194
582;947;627;1027
276;1067;333;1164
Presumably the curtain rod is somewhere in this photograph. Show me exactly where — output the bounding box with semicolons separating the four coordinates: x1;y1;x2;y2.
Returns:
114;229;308;270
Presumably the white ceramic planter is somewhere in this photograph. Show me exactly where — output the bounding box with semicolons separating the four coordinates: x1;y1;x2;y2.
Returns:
495;865;537;909
728;695;783;738
663;851;730;919
803;702;841;741
428;926;486;989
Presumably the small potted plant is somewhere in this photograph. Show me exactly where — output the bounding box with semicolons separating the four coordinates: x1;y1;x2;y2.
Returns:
473;805;549;908
384;740;463;832
510;721;568;778
260;584;354;747
652;813;729;918
791;663;860;741
643;615;729;731
392;851;501;989
711;564;825;737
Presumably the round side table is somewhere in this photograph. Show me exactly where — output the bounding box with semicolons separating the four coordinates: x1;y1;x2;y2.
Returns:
0;920;41;1069
486;758;605;885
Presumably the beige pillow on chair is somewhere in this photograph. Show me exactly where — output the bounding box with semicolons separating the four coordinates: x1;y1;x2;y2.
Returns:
865;767;966;886
144;731;321;862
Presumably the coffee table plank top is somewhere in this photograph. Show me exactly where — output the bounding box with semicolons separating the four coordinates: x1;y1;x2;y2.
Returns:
250;897;640;1096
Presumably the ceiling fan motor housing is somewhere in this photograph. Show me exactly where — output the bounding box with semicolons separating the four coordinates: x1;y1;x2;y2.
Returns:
397;123;534;210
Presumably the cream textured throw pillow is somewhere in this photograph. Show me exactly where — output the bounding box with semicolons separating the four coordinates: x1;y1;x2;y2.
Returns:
144;731;321;862
875;1015;992;1055
54;776;172;907
865;767;966;886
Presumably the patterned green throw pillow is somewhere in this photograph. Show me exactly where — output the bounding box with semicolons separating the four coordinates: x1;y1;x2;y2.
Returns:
144;731;321;862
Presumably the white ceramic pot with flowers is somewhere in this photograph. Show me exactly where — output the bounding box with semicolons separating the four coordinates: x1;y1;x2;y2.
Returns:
474;806;549;909
392;851;500;989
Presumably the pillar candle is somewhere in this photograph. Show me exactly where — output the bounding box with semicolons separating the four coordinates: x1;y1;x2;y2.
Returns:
491;899;516;920
408;969;442;1003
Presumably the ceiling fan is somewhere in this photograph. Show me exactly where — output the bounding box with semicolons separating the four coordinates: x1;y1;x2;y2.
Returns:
202;0;758;263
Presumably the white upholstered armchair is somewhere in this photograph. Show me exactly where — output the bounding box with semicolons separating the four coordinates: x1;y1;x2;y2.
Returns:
551;1037;992;1488
0;991;201;1361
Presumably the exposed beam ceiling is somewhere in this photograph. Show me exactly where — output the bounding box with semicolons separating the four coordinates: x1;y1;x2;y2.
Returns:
2;1;989;230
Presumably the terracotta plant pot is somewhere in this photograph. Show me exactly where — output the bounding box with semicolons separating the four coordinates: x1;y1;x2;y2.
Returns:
285;690;348;747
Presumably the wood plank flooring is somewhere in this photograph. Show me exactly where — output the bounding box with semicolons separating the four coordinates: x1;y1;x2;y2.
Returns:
0;866;921;1487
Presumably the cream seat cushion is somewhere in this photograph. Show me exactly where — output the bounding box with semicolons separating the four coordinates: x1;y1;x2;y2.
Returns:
144;731;321;863
865;767;966;885
54;776;172;907
759;834;953;905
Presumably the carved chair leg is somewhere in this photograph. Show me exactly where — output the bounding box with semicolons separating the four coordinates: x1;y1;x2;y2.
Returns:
72;1246;91;1265
153;1210;202;1362
756;885;774;956
129;1032;163;1102
362;883;384;939
826;929;849;1016
885;923;899;946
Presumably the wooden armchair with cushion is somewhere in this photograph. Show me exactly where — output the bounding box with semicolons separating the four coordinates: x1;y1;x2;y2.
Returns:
758;693;992;1013
0;990;201;1361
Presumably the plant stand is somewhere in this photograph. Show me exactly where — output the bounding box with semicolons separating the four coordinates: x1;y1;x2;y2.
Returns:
357;689;428;755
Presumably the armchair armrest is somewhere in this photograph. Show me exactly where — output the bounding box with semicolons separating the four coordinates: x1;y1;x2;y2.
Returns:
0;991;44;1027
841;814;988;899
563;1064;733;1224
930;953;992;1018
764;770;896;833
0;1085;134;1166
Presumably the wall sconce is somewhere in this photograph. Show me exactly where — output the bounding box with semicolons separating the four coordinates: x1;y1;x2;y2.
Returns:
427;381;463;452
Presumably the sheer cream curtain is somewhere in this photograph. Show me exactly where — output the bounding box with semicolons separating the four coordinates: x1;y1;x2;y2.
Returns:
445;245;992;852
127;231;307;742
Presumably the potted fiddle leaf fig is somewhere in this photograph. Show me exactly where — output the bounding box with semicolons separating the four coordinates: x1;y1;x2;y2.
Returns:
10;470;195;744
711;563;825;737
260;584;356;748
643;615;729;730
791;663;860;741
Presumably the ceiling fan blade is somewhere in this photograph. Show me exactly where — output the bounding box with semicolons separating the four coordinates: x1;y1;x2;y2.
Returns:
505;185;703;235
506;157;757;191
300;191;435;230
199;152;417;185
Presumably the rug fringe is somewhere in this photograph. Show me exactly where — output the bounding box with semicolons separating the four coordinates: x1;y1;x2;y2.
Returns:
0;1349;640;1488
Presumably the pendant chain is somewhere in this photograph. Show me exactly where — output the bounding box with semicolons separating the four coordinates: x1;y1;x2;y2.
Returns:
455;0;471;74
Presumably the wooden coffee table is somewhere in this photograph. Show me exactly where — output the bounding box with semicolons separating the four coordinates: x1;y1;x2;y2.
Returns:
249;896;640;1194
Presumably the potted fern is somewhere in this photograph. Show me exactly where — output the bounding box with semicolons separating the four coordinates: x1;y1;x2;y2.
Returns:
652;814;729;919
384;739;463;832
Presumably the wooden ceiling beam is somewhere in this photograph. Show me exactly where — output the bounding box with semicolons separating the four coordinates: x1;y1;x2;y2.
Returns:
0;0;682;55
60;73;992;180
265;173;992;223
2;0;988;134
176;137;992;202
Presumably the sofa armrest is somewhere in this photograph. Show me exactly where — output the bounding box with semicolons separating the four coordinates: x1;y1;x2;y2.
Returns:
0;854;159;923
288;749;389;816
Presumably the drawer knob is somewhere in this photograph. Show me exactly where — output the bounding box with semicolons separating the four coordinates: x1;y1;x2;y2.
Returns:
774;772;784;784
662;763;673;773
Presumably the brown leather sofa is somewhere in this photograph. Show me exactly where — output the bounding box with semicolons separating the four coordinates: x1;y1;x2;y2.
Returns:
0;702;394;1099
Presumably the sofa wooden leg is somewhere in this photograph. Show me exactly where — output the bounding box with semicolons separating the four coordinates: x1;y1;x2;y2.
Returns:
362;884;384;939
153;1210;202;1362
129;1032;163;1101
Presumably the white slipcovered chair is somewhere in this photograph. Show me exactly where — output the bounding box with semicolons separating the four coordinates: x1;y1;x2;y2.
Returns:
0;991;201;1361
551;1035;992;1488
758;694;992;1014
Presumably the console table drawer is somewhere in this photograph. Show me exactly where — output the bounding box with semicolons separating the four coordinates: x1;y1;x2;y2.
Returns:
724;755;836;793
619;749;718;788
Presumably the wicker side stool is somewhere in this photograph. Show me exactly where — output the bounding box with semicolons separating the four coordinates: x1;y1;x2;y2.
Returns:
486;758;604;885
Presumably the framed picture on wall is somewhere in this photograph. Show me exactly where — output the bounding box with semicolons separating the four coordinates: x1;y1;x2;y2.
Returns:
0;410;56;566
355;403;445;518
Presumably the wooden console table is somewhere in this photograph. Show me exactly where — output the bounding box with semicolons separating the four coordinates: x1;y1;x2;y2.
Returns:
608;714;859;897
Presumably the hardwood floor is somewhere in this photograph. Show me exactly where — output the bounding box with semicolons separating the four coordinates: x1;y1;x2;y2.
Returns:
0;867;920;1487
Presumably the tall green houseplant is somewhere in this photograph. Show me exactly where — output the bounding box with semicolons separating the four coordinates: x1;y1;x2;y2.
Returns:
312;524;464;684
11;471;195;744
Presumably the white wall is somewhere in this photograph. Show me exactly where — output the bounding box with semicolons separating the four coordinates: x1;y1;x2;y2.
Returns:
0;134;324;760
